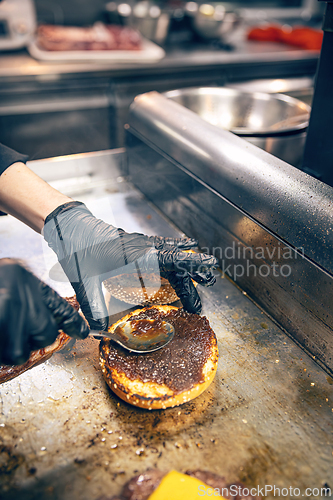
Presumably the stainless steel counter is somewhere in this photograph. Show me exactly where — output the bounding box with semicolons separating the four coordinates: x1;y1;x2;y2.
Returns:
0;150;332;499
0;36;319;157
0;41;319;81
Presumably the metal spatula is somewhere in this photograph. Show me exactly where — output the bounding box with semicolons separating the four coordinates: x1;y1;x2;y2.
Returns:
89;318;174;353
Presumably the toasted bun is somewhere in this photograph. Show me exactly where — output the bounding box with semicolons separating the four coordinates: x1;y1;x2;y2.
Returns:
104;273;179;306
104;251;197;306
99;305;218;410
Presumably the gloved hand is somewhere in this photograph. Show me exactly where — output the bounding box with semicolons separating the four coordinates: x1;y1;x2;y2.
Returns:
43;202;218;330
0;258;89;366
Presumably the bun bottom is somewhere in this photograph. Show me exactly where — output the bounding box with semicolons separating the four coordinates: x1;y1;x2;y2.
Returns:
99;305;218;410
100;351;218;410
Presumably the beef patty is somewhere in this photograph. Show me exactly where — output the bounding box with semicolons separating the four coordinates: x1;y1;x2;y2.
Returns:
99;305;218;409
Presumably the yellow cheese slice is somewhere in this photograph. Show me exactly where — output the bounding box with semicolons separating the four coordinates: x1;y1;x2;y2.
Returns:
148;470;227;499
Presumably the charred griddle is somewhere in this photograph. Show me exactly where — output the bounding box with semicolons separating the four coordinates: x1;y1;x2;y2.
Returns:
126;91;333;375
1;150;333;498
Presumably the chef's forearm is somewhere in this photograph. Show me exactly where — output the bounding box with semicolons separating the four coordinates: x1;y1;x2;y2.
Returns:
0;162;71;233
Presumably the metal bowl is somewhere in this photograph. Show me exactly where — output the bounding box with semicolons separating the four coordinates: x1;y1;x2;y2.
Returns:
164;87;311;167
106;1;170;45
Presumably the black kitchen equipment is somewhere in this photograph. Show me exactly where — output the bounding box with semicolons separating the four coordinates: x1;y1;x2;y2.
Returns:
302;0;333;186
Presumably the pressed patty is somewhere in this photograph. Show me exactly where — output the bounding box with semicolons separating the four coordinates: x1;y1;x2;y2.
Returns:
99;305;218;409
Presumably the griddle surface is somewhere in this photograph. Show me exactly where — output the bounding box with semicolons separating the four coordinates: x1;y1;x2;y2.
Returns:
0;153;332;499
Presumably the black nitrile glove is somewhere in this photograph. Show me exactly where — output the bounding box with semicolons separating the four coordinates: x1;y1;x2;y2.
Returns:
0;258;89;366
43;202;218;331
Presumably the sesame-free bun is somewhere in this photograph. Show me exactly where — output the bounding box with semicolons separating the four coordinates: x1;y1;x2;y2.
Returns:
103;273;179;306
103;251;198;306
99;305;218;410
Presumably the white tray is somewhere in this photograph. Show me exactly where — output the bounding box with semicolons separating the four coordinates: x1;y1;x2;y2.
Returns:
28;37;165;64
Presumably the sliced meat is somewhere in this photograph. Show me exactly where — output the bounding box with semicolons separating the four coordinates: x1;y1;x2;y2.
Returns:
225;481;261;500
36;24;142;52
96;497;122;500
186;470;260;499
186;469;228;490
121;469;165;500
103;469;261;500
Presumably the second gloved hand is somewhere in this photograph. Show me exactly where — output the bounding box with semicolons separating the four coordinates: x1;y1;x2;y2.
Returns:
43;202;218;330
0;258;89;365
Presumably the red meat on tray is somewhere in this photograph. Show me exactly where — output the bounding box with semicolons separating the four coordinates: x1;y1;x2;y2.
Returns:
36;23;142;52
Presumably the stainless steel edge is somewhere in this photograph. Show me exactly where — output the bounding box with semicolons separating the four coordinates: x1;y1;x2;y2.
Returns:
163;87;311;136
127;91;333;276
0;95;109;116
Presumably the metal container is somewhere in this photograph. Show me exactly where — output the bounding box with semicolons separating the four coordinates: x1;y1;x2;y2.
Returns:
185;2;240;41
106;1;170;45
164;87;311;167
226;77;314;106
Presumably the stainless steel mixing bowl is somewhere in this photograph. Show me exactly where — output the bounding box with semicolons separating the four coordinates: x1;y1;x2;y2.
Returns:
164;87;311;167
185;2;240;41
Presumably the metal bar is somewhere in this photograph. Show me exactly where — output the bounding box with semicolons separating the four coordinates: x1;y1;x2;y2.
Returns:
126;92;333;374
0;96;109;115
126;92;333;274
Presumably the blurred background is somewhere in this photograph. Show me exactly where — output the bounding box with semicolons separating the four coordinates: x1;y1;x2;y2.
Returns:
0;0;325;164
32;0;324;26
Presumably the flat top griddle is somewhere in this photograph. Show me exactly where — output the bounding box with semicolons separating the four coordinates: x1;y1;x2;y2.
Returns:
0;150;332;500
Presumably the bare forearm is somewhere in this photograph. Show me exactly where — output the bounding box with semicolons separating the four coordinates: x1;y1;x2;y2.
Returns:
0;163;71;233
